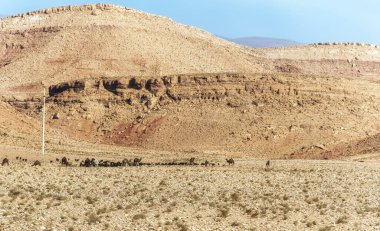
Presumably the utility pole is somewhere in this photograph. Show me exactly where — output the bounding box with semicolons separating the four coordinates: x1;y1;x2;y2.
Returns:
42;86;46;156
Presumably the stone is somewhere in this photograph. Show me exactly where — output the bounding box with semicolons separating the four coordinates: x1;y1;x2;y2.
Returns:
52;113;60;119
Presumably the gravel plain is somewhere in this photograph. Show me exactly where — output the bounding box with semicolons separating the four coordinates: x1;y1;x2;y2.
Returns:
0;159;379;231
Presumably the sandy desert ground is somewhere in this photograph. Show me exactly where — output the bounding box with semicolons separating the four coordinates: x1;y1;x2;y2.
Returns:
1;156;379;231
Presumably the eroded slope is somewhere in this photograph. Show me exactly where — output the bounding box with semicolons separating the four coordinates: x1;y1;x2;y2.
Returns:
0;4;380;159
2;72;378;158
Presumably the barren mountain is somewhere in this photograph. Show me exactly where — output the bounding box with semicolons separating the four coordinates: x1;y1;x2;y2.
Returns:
0;4;266;90
0;4;380;160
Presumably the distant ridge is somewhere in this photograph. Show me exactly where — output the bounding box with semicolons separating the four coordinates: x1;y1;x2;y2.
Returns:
231;36;301;48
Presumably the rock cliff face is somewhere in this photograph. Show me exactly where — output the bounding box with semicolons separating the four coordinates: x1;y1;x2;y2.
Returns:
0;4;379;159
3;71;379;158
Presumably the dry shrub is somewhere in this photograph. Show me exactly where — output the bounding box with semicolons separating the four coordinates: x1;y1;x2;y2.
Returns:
96;206;108;215
87;213;101;224
336;215;349;224
219;207;229;218
231;192;241;202
318;226;333;231
132;213;146;221
8;189;22;199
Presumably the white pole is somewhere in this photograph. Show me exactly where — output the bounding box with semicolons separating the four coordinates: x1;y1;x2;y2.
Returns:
42;87;46;156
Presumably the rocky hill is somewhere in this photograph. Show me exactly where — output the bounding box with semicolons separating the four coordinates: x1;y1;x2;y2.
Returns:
0;4;379;159
0;4;266;91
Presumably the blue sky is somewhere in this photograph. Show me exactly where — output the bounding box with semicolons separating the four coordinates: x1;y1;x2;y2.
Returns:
0;0;379;45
